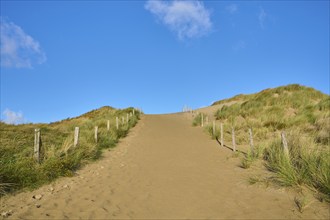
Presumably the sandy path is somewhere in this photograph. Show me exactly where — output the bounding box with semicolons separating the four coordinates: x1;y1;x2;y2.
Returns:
2;113;329;219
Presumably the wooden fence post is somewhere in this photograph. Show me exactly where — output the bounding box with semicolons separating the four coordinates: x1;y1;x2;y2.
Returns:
116;117;119;130
74;127;79;147
281;131;289;157
232;126;236;152
212;121;216;137
201;114;204;127
220;123;224;147
34;128;41;163
95;126;98;143
107;120;110;131
249;128;254;155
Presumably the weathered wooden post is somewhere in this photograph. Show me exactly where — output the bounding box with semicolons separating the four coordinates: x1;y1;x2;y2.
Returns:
212;121;216;137
281;131;289;157
249;128;254;155
74;127;79;147
107;120;110;131
232;126;236;152
34;128;41;163
201;114;204;127
94;126;98;143
116;117;119;130
220;123;224;147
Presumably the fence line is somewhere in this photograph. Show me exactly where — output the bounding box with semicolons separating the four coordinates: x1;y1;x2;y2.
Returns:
197;118;299;156
33;110;138;163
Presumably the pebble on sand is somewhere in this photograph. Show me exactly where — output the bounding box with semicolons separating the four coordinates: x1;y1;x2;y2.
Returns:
1;210;13;218
32;194;43;200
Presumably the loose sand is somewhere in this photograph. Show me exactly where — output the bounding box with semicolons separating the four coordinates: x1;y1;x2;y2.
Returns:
1;113;329;219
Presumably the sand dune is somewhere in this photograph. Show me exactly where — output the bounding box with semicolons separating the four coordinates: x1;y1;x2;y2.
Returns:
1;113;329;219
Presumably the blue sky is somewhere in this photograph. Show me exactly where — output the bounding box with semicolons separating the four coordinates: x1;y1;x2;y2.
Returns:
1;0;329;123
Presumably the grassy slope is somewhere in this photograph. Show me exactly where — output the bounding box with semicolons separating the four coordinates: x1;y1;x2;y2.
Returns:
202;84;330;201
0;106;140;195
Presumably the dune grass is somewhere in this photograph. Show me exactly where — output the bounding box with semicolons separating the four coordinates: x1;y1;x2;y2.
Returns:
263;132;330;198
192;112;207;127
198;84;330;201
0;106;140;196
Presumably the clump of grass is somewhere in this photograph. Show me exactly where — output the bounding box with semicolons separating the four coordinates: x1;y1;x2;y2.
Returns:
240;151;256;169
0;183;14;197
240;145;264;169
263;140;300;187
0;106;140;196
204;124;220;140
263;132;330;201
294;195;313;213
192;113;206;127
248;176;260;185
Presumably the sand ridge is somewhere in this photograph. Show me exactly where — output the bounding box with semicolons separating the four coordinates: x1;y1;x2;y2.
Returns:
1;113;329;219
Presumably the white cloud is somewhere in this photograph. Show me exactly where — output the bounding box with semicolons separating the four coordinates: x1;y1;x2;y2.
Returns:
226;4;238;14
258;7;267;29
145;0;212;40
2;109;26;124
0;17;46;68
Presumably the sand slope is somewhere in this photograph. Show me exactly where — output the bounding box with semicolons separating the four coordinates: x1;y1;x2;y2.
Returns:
1;113;329;219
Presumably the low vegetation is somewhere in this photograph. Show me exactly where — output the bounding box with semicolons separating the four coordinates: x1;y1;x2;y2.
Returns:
197;84;330;201
0;106;140;196
192;113;207;127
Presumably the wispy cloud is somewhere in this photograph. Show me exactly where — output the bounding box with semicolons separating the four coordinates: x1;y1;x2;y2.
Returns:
0;17;46;68
145;0;212;40
258;7;267;29
2;108;26;124
226;4;238;14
